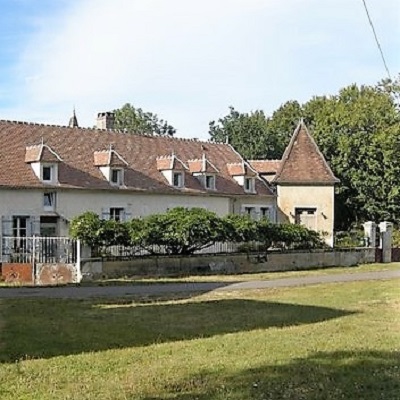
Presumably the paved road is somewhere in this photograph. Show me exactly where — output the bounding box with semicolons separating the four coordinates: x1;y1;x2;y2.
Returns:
0;269;399;299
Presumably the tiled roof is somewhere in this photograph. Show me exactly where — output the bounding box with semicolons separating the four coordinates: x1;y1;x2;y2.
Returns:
273;121;339;184
0;120;274;196
249;160;281;174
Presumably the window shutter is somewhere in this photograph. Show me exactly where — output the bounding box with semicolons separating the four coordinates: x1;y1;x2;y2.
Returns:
101;208;110;220
1;216;13;237
124;208;132;221
29;216;41;237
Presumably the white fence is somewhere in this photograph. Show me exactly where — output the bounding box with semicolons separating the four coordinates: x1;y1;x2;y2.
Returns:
0;236;79;265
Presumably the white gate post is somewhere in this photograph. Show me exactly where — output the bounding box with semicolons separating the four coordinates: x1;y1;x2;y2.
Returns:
363;221;376;248
76;239;82;283
379;221;393;263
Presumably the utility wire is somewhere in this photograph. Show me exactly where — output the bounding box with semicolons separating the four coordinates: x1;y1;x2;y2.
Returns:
361;0;392;80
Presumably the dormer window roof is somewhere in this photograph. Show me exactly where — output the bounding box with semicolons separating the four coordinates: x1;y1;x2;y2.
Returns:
25;142;62;184
226;161;256;177
25;143;62;164
188;154;219;174
156;154;188;172
94;146;128;187
93;147;128;167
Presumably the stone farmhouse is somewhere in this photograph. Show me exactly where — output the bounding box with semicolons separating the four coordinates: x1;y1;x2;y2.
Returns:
0;112;339;246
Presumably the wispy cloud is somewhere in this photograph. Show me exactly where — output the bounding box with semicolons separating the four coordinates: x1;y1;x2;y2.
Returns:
3;0;400;138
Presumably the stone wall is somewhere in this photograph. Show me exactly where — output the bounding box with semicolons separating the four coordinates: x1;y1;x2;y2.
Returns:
81;248;376;280
1;263;33;284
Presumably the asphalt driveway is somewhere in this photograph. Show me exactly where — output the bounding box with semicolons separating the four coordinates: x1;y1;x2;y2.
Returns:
0;268;399;299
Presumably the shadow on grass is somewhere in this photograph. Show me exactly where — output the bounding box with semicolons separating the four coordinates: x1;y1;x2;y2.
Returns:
0;298;355;363
144;350;400;400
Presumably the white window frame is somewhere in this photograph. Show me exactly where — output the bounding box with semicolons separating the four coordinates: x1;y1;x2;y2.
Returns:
41;164;55;183
244;177;255;193
109;207;125;221
110;168;124;186
172;172;184;188
205;174;216;190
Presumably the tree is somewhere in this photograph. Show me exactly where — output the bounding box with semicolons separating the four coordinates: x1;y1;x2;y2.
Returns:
304;81;400;228
129;207;225;255
209;102;303;160
113;103;176;136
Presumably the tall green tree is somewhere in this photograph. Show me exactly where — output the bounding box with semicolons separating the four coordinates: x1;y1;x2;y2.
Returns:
113;103;176;136
209;105;299;160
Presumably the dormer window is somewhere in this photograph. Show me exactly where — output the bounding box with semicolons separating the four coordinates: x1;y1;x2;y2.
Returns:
227;162;257;194
188;154;219;191
173;172;184;188
94;147;128;187
25;143;62;184
244;177;255;193
157;154;188;189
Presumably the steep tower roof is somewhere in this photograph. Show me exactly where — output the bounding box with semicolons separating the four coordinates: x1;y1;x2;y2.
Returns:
273;121;339;184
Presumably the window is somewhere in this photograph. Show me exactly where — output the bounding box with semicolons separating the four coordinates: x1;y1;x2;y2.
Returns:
42;165;52;182
110;169;123;186
243;206;257;219
205;175;215;190
110;207;125;221
295;207;317;230
244;177;255;193
173;172;183;188
43;192;56;211
13;216;28;238
260;207;270;219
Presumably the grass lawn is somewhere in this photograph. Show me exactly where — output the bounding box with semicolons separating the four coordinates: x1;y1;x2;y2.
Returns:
0;278;399;399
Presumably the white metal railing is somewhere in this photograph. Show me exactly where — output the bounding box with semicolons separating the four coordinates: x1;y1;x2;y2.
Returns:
0;236;78;264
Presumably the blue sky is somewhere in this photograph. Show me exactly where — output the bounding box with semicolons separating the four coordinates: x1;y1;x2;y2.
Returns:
0;0;399;139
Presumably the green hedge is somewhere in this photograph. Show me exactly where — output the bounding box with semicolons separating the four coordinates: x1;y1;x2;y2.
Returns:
70;207;326;255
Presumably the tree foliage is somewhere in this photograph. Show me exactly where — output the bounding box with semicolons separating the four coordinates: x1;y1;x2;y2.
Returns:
70;208;325;255
113;103;176;136
209;76;400;229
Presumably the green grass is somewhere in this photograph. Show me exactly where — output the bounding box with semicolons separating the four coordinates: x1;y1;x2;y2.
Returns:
0;278;399;399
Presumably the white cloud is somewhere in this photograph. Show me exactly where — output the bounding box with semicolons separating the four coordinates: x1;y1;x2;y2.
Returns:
7;0;400;138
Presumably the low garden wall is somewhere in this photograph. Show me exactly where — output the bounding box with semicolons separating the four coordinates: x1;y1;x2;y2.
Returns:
81;248;376;280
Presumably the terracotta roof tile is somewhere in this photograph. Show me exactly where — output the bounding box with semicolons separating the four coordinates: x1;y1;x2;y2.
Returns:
227;162;257;177
249;160;281;174
93;149;128;167
273;122;339;184
0;120;274;196
25;143;62;163
188;155;219;174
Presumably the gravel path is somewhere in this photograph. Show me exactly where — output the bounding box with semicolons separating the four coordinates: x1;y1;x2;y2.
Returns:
0;269;399;299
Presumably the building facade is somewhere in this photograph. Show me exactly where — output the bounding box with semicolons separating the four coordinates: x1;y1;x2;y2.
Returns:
0;113;338;245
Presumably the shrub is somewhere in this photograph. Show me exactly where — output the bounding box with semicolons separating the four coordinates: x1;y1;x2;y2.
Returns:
129;207;225;255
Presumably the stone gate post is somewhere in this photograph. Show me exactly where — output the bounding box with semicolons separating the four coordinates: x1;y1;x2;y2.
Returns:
379;221;393;263
363;221;376;248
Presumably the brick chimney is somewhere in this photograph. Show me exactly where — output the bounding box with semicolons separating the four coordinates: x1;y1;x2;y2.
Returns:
96;112;115;130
